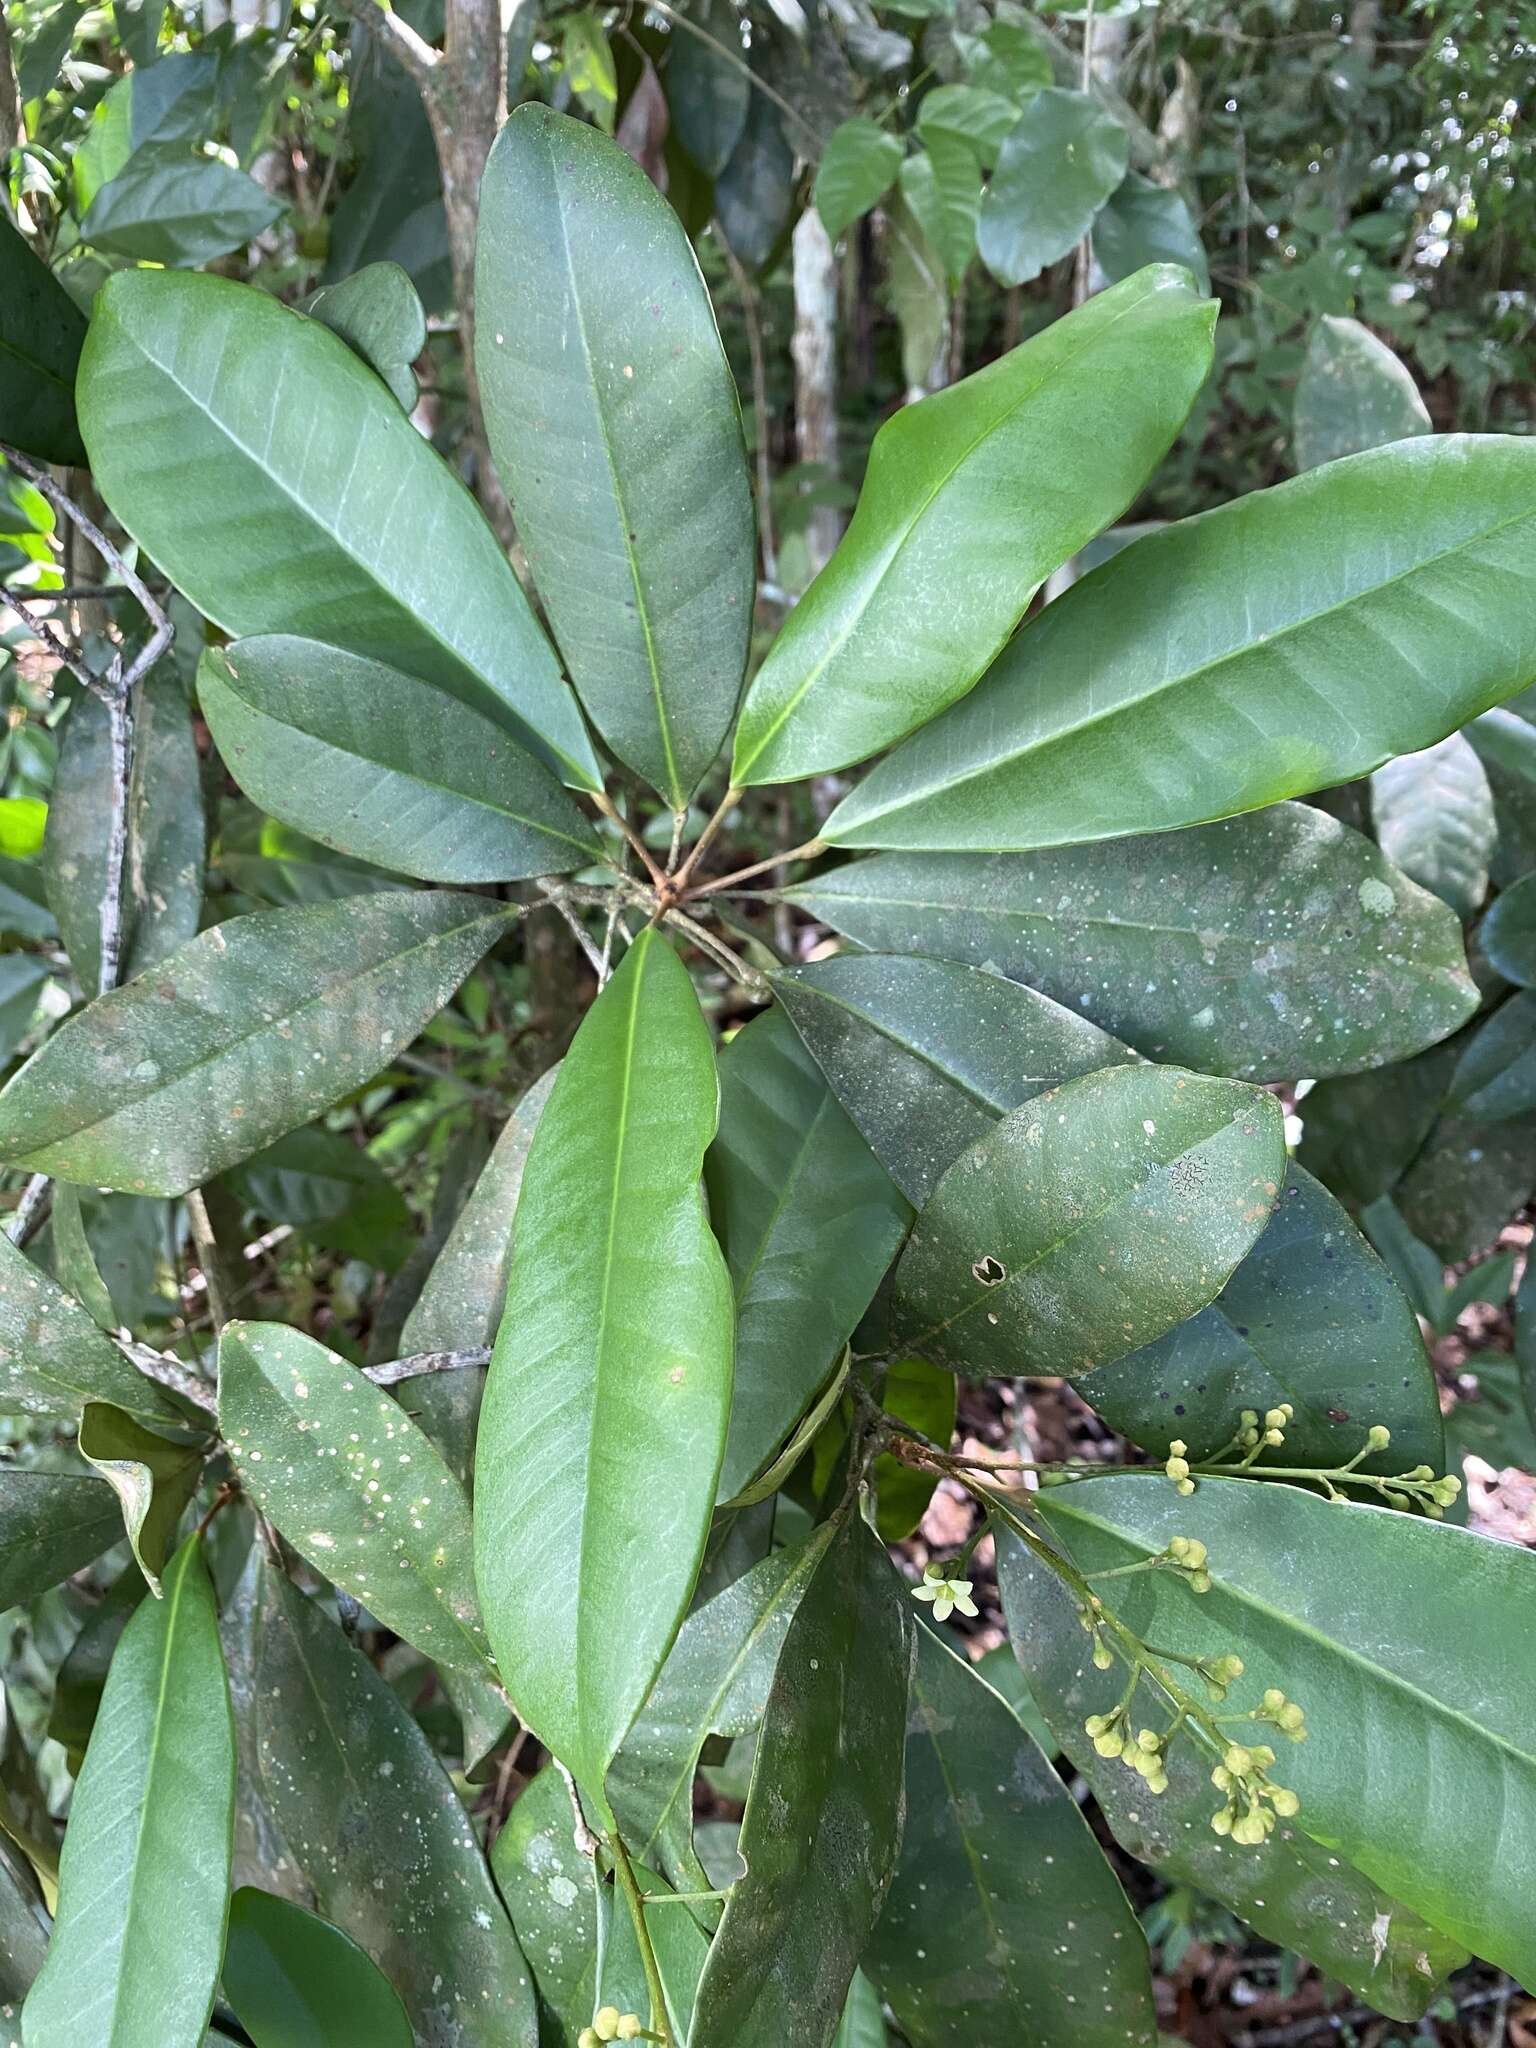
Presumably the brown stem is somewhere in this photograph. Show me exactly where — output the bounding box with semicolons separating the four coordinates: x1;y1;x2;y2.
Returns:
670;785;740;893
590;789;667;887
685;837;825;899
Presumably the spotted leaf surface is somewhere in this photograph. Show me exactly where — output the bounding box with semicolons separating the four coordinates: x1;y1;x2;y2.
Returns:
0;1230;179;1425
895;1064;1286;1381
220;1321;496;1693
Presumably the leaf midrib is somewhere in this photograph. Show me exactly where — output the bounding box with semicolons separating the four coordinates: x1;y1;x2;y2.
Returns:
1050;1491;1536;1777
14;901;510;1158
737;275;1164;776
842;493;1536;830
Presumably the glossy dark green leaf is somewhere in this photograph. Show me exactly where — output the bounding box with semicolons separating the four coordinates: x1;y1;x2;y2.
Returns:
299;261;425;412
1293;315;1431;473
0;1229;177;1423
705;1007;909;1500
885;192;948;395
977;89;1128;286
221;1127;412;1268
1028;1475;1536;1986
1445;990;1536;1121
869;1357;955;1541
253;1567;537;2047
1295;1037;1459;1210
81;143;283;266
690;1516;912;2048
199;640;598;885
1096;170;1210;295
474;931;734;1796
1467;707;1536;885
814;117;903;242
867;1626;1156;2046
895;1064;1286;1381
733;266;1214;786
995;1507;1468;2019
715;82;795;275
1081;1164;1443;1470
0;1469;122;1609
221;1887;413;2048
0;958;46;1069
477;106;754;806
667;0;749;174
1370;734;1495;920
45;665;204;996
220;1321;496;1693
607;1529;832;1884
215;808;410;910
1397;1106;1536;1260
21;1538;233;2048
78;1401;203;1598
1361;1195;1451;1330
773;952;1132;1204
897;135;981;289
832;1973;888;2048
0;219;86;465
323;25;450;312
0;891;515;1195
0;857;57;943
78;270;597;788
48;1567;144;1773
827;437;1536;851
1482;871;1536;984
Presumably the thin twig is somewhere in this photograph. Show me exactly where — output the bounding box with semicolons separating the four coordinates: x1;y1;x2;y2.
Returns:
718;237;778;586
589;789;667;887
98;681;133;995
670;785;741;894
184;1189;229;1330
536;882;610;979
686;837;825;899
365;1345;491;1387
118;1339;219;1416
662;906;769;997
557;1761;600;1859
331;0;440;90
646;0;820;153
5;1173;52;1248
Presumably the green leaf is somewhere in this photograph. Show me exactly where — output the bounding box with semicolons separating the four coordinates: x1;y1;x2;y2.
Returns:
77;270;597;789
0;1469;122;1609
1445;989;1536;1121
78;1401;204;1598
814;117;904;243
894;1063;1286;1381
0;802;47;860
897;135;980;289
45;665;204;997
977;88;1128;287
826;436;1536;851
1293;315;1432;473
1096;170;1210;295
81;142;284;266
298;261;425;412
667;0;749;174
0;1228;179;1423
1296;1038;1458;1211
1370;734;1495;920
715;82;795;275
561;10;617;130
870;1357;955;1540
0;956;46;1068
253;1566;537;2047
219;1321;496;1692
732;266;1214;786
47;1566;144;1772
607;1529;833;1884
0;891;515;1195
915;83;1020;167
489;1764;604;2044
866;1626;1155;2046
884;192;948;396
477;107;754;807
705;1007;910;1500
1468;707;1536;885
16;0;86;105
1397;1105;1536;1261
199;640;598;885
20;1538;234;2048
994;1508;1468;2020
221;1127;412;1269
1083;1164;1444;1470
0;219;86;465
473;930;734;1795
221;1887;413;2048
0;856;57;943
833;1972;888;2048
1029;1475;1536;1987
689;1516;913;2047
1481;870;1536;984
773;952;1132;1205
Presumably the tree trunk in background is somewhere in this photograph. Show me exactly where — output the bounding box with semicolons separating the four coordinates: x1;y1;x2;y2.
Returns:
426;0;513;541
791;207;841;576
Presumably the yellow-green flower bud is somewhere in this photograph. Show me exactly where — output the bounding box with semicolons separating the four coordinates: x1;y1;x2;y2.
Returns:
1263;1427;1285;1446
1092;1638;1114;1670
1169;1439;1188;1458
1136;1728;1161;1754
1210;1808;1233;1836
1190;1569;1212;1593
579;2033;600;2048
1165;1455;1190;1482
594;2010;622;2043
1263;1408;1288;1431
1094;1729;1126;1758
1176;1477;1196;1496
1224;1743;1254;1777
1277;1702;1305;1733
616;2020;643;2043
1366;1424;1391;1450
1270;1786;1300;1818
1232;1810;1270;1845
1211;1764;1232;1791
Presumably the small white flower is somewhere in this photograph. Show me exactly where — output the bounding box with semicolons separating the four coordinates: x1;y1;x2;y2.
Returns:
912;1564;978;1623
